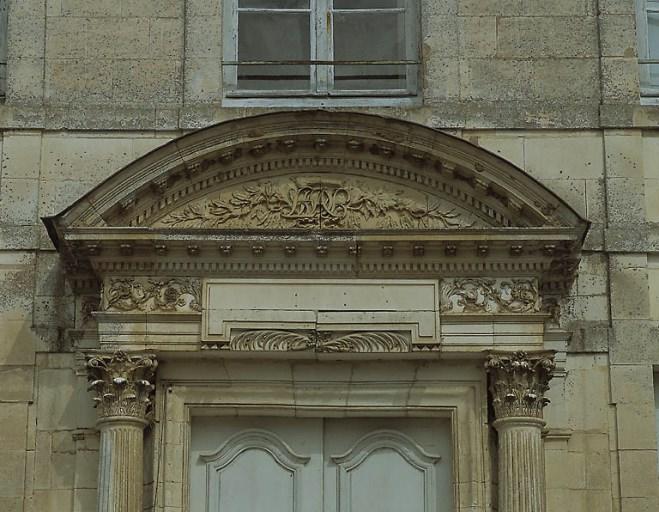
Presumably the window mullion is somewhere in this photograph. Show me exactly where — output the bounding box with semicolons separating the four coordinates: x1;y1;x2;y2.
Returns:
315;0;331;94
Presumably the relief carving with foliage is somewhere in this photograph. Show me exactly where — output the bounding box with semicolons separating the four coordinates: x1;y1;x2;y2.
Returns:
159;177;473;229
225;330;410;353
440;278;541;314
103;278;201;313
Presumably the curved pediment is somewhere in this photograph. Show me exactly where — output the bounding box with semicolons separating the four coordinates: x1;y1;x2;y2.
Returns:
45;111;587;239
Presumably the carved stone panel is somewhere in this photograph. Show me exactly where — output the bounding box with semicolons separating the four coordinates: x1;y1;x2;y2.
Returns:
102;277;202;313
440;278;542;315
155;176;480;230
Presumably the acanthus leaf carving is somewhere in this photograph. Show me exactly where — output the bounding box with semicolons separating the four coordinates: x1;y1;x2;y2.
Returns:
229;330;313;351
160;177;473;230
224;330;410;353
103;277;201;313
485;351;555;420
440;278;541;314
85;351;158;422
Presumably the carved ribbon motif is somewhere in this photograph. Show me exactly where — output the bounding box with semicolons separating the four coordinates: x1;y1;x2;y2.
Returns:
485;351;555;419
86;351;158;422
161;178;469;229
228;330;409;353
440;278;541;314
104;278;201;313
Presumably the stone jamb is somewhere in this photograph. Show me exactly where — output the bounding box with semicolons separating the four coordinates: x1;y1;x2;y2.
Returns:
152;367;489;512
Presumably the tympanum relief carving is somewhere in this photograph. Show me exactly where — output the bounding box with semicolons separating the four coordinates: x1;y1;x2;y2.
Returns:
440;278;541;314
156;176;478;230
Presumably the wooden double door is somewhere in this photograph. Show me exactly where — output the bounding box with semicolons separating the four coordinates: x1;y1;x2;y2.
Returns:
190;416;453;512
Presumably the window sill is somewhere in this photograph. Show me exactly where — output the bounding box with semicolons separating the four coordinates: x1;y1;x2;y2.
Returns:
221;95;422;108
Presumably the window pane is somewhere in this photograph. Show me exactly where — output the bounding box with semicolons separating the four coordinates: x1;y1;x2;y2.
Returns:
238;12;310;90
333;0;403;8
239;0;309;8
649;13;659;86
333;11;408;90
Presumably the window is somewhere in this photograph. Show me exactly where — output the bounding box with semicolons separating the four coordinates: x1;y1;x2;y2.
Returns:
222;0;420;106
637;0;659;96
0;0;7;98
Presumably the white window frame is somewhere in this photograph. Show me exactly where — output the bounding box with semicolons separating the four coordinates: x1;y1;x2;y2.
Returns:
221;0;421;107
637;0;659;99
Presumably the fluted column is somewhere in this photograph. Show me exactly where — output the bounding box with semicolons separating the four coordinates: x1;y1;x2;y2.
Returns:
86;351;158;512
486;351;555;512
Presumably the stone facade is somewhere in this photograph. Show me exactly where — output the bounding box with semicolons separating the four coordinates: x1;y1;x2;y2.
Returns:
0;1;657;512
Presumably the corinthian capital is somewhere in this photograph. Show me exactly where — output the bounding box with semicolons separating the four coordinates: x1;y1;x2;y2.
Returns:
86;351;158;423
485;351;555;420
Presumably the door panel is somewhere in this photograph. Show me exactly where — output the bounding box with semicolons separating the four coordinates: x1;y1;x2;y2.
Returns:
190;417;323;512
323;418;453;512
190;416;452;512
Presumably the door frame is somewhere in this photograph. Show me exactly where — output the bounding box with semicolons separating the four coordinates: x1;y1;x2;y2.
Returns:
150;358;491;512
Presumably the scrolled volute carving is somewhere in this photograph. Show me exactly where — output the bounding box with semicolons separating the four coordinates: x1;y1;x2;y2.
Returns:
86;351;158;422
224;330;410;353
485;351;555;420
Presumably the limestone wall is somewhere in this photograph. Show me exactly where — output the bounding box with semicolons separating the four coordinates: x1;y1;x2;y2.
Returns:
0;0;658;511
0;0;655;130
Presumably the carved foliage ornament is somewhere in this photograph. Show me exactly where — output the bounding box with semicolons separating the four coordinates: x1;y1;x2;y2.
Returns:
160;177;473;230
104;278;201;313
485;351;555;420
86;351;158;421
440;278;541;314
228;330;409;353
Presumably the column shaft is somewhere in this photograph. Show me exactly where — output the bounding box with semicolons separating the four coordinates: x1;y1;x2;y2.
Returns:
97;420;146;512
85;351;158;512
495;418;546;512
486;351;555;512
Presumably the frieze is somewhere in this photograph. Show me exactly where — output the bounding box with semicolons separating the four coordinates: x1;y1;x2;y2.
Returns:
158;177;475;230
208;330;410;353
440;278;542;314
103;277;201;313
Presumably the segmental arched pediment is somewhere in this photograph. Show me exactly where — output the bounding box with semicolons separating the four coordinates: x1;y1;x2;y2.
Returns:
45;111;589;346
45;111;586;234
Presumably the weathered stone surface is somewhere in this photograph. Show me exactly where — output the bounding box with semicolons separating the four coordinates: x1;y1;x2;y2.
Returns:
599;15;638;57
601;58;641;101
497;17;598;58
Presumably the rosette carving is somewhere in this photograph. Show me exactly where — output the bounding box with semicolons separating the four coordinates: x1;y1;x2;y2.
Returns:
485;351;555;419
86;351;158;421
